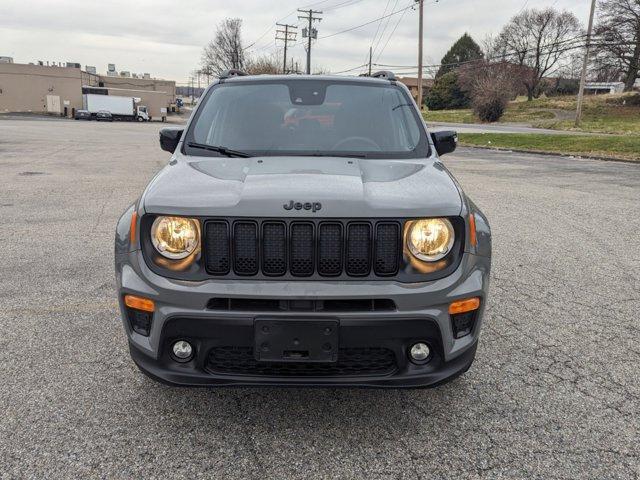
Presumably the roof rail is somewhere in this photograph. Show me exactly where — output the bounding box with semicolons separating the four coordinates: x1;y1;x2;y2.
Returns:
371;70;396;81
219;69;248;79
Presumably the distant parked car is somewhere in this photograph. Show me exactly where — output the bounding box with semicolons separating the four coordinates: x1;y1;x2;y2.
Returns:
96;110;113;122
74;109;91;120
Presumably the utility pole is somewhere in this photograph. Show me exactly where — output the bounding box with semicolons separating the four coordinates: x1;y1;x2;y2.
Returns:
416;0;424;109
368;46;373;76
276;23;298;74
298;9;323;74
575;0;597;127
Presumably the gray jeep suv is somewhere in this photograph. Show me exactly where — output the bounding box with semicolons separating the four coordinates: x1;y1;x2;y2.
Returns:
115;71;491;387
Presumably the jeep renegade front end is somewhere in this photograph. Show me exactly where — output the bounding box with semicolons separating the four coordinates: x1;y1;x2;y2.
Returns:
115;71;491;387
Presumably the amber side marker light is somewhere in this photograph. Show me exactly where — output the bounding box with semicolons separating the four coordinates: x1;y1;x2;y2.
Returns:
124;294;155;312
130;211;138;247
469;213;477;247
449;297;480;315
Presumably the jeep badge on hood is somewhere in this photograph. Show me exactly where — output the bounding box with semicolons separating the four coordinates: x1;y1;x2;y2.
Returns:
283;200;322;212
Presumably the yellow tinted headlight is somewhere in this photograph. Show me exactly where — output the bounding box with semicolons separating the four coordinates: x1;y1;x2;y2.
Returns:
406;218;454;262
151;216;199;260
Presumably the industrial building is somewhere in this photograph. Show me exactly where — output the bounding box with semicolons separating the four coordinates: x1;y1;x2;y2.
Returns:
0;60;176;120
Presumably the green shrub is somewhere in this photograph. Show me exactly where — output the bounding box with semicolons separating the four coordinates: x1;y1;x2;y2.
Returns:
425;71;470;110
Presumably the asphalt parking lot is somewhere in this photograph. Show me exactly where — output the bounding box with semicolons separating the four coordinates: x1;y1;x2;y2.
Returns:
1;117;638;479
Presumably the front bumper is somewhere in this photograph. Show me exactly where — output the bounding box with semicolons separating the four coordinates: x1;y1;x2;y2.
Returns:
116;250;490;388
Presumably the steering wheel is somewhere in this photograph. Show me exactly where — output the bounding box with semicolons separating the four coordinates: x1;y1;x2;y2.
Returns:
332;136;381;151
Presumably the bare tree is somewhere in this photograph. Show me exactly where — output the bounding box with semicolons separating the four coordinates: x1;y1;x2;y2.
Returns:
201;18;246;75
590;54;625;82
594;0;640;91
458;61;525;121
245;54;281;75
496;8;582;100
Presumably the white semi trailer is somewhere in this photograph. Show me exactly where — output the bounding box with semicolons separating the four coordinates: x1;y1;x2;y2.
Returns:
82;94;150;122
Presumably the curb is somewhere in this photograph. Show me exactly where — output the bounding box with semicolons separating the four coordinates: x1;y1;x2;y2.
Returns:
458;144;639;165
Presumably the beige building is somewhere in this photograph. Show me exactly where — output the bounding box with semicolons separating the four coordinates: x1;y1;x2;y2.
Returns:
397;77;434;102
0;62;176;119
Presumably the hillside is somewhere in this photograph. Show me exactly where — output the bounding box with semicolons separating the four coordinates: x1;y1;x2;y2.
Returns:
424;93;640;135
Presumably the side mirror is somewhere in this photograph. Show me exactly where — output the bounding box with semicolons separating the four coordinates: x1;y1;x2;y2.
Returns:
431;130;458;156
159;127;183;153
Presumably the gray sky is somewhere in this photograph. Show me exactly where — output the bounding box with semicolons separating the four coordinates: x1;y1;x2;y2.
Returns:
1;0;590;85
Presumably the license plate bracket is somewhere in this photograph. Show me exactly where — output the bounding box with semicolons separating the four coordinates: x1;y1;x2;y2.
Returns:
254;318;339;363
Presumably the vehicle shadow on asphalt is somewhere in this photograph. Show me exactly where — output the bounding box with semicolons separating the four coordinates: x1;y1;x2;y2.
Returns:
131;372;478;437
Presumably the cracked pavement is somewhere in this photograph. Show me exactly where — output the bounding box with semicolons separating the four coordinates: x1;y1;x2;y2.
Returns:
0;118;638;479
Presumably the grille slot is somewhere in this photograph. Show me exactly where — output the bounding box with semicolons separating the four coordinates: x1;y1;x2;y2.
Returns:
290;223;314;276
233;222;258;275
346;223;371;276
262;222;286;276
318;223;343;276
206;347;397;377
374;223;400;275
204;222;230;275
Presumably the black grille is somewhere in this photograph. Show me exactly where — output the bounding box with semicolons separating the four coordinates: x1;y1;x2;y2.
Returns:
374;223;400;275
233;222;258;275
318;223;343;276
204;219;401;278
206;347;397;377
262;222;286;275
290;223;314;276
346;223;371;276
204;222;230;274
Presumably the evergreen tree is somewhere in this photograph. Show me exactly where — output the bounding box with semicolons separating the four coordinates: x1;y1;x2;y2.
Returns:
425;71;471;110
436;33;484;78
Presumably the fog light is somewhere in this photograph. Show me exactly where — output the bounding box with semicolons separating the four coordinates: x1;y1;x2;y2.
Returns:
409;342;431;363
172;340;193;362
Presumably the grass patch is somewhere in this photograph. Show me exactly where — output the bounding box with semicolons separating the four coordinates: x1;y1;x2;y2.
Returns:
423;109;476;123
458;133;640;161
423;93;640;135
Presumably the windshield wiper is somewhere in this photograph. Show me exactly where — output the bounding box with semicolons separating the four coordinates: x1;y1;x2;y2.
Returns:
187;142;252;158
392;103;413;111
306;152;368;159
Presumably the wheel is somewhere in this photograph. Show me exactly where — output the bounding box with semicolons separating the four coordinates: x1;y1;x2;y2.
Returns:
137;116;144;122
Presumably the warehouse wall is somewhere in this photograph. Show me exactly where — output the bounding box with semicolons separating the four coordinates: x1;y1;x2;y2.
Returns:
0;62;175;117
98;76;176;107
0;63;85;114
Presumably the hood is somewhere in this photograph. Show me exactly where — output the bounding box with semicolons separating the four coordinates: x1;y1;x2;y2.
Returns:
142;154;462;218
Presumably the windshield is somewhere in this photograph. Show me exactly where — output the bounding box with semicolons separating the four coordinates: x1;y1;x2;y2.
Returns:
185;79;428;158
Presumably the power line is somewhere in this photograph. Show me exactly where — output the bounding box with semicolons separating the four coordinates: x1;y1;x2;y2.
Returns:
324;0;367;11
329;62;369;74
375;0;421;62
244;0;332;51
369;0;392;56
327;33;603;78
373;0;400;58
318;2;415;40
373;33;596;72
